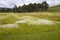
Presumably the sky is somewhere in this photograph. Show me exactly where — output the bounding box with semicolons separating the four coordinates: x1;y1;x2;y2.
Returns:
0;0;60;8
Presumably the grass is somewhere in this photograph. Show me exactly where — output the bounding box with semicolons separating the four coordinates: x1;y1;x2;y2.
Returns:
0;14;19;24
0;12;60;40
0;23;60;40
48;5;60;13
0;31;60;40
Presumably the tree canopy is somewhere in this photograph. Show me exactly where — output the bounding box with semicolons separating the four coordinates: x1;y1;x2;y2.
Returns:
0;1;49;13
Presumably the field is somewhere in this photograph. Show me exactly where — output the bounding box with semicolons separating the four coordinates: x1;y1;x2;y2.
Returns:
48;5;60;13
0;12;60;40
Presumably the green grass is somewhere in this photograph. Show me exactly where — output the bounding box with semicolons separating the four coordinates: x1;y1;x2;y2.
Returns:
0;31;60;40
48;5;60;13
0;14;19;24
0;23;60;40
0;12;60;40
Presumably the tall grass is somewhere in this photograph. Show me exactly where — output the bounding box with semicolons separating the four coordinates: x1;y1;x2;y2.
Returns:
0;12;60;40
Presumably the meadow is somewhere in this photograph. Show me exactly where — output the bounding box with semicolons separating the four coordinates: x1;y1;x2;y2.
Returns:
0;12;60;40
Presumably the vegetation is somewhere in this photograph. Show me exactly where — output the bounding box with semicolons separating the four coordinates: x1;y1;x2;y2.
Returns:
0;1;49;13
0;13;60;40
0;1;60;13
0;1;60;40
48;5;60;13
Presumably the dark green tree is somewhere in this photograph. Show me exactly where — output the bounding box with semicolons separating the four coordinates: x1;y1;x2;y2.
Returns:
41;1;49;11
13;5;17;13
33;3;41;11
22;4;28;12
28;3;38;12
28;3;33;12
32;3;38;11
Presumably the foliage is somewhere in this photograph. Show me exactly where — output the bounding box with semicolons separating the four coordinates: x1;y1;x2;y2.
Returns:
0;13;60;40
0;1;49;13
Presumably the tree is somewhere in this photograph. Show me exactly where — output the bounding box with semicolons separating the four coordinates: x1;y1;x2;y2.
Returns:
37;3;42;11
33;3;42;11
17;6;22;12
13;5;17;13
41;1;49;11
28;3;40;12
32;3;39;12
22;4;28;12
28;3;33;12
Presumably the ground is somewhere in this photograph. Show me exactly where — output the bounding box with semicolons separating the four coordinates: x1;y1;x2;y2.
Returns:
0;12;60;40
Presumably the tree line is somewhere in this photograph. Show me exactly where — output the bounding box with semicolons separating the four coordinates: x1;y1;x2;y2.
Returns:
0;1;49;13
